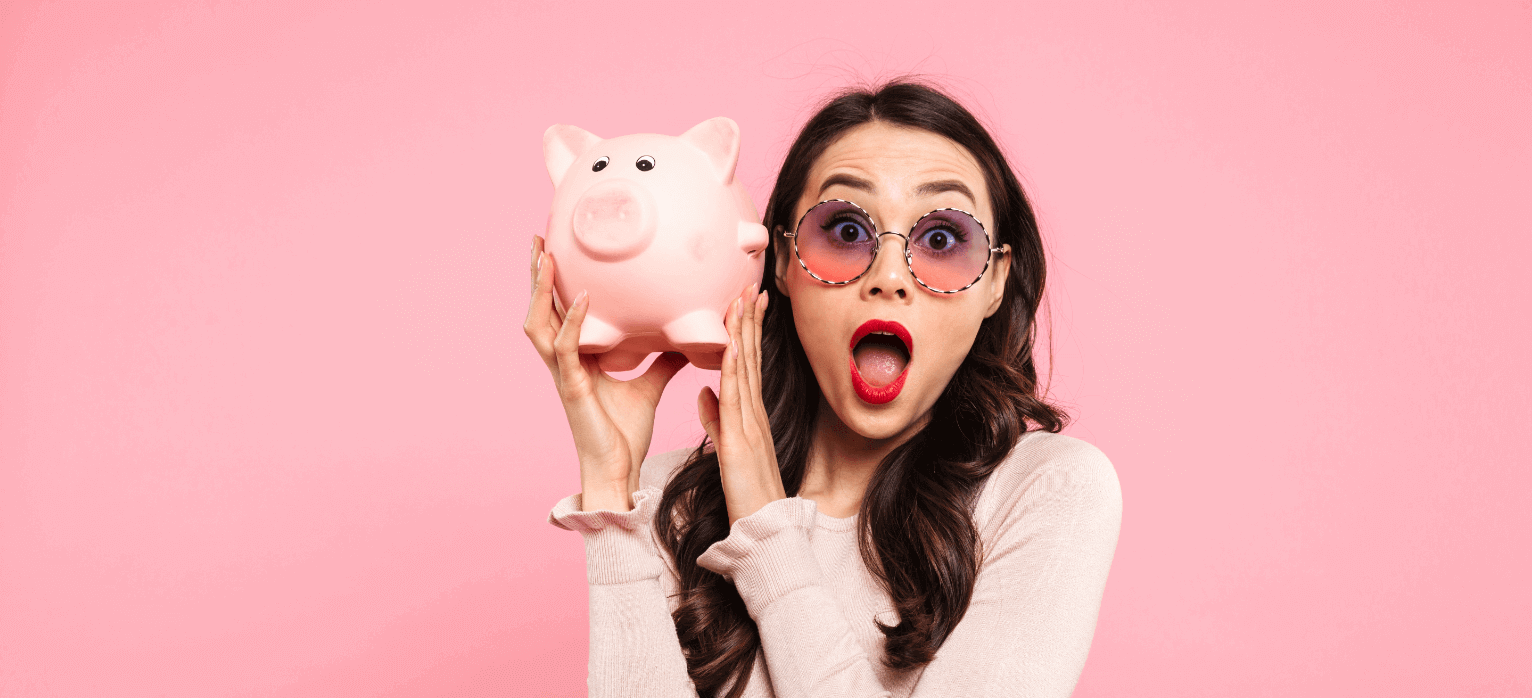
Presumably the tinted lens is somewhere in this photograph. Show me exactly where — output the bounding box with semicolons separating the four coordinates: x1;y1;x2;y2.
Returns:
908;209;991;292
795;200;877;283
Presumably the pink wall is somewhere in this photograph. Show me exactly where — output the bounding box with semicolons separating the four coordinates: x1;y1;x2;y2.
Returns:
2;1;1527;696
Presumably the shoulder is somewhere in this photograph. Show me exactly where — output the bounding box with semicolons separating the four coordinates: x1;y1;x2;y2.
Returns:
637;446;698;492
973;431;1122;539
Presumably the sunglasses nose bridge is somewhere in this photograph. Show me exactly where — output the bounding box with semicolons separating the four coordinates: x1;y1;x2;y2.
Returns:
873;230;908;248
870;230;912;260
865;231;915;281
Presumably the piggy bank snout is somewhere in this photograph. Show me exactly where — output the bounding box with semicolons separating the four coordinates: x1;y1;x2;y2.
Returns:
571;180;656;261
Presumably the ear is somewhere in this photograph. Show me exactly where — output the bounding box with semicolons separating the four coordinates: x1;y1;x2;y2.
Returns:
679;117;741;184
983;244;1012;318
543;124;602;187
772;226;793;297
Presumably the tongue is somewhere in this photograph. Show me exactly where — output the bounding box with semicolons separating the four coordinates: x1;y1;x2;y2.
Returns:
853;339;908;387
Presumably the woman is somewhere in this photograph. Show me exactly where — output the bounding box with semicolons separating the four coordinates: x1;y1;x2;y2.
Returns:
527;81;1122;698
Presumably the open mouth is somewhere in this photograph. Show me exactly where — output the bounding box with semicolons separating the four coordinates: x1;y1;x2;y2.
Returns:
849;320;913;405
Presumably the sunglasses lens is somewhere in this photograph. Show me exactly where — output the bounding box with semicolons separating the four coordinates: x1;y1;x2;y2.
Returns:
908;210;991;292
795;201;877;283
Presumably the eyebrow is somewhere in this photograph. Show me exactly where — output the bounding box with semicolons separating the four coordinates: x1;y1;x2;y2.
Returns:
913;179;977;206
817;174;978;207
817;173;875;197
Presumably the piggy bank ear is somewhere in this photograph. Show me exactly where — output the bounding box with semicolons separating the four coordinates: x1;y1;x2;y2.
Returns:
543;124;603;187
680;117;741;185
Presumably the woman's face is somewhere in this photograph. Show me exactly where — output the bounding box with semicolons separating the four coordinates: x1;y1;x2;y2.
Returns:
774;121;1010;441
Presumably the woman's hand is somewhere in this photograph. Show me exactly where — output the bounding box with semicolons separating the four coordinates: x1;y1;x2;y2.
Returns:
698;284;789;526
523;236;689;512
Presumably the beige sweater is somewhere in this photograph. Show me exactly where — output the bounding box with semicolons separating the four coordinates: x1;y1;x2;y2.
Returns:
547;430;1122;697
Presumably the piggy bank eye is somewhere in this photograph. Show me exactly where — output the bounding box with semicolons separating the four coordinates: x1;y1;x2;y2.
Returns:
592;157;609;172
635;155;656;172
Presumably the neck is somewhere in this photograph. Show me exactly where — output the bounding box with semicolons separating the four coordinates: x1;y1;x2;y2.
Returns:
798;396;927;517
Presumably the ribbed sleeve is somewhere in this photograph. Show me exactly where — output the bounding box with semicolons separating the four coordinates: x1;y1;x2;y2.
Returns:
697;496;892;698
548;487;667;586
547;485;700;697
695;496;822;615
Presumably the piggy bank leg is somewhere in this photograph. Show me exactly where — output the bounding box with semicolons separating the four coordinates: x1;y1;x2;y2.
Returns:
665;310;728;370
683;349;725;371
576;313;625;353
663;310;728;350
595;348;650;373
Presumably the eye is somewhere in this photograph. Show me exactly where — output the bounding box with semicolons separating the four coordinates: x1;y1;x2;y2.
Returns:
635;155;655;172
822;215;872;244
915;223;969;252
592;156;609;172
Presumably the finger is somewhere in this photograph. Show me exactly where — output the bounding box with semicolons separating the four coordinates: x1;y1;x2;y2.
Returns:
632;351;688;403
733;285;758;436
552;289;592;396
528;236;543;296
730;288;754;422
754;290;768;391
739;283;755;363
735;289;755;424
745;289;769;435
545;252;567;324
697;386;721;450
717;298;743;438
741;284;764;413
523;244;559;369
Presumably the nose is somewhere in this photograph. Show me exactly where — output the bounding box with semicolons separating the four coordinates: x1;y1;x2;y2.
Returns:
863;232;912;300
571;179;656;261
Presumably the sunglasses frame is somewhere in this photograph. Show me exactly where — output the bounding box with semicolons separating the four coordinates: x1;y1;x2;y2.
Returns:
780;198;1005;294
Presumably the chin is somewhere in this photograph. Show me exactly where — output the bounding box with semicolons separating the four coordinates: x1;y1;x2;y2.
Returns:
817;375;938;443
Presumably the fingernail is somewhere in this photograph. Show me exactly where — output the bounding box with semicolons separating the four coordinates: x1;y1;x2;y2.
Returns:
576;289;588;305
730;338;736;355
735;299;743;318
536;252;543;271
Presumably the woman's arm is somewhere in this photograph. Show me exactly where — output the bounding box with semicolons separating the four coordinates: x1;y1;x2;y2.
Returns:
696;438;1122;698
548;485;701;698
525;235;707;696
547;448;782;698
696;496;892;698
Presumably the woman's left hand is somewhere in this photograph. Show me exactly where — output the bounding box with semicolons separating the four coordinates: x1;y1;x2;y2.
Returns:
698;284;789;526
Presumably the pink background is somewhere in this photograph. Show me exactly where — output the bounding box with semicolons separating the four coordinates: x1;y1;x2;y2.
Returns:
2;1;1528;696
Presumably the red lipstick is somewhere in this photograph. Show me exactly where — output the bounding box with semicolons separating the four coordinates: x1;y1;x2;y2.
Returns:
848;319;913;405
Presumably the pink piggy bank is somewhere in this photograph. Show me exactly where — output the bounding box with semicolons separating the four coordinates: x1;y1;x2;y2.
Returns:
541;117;768;372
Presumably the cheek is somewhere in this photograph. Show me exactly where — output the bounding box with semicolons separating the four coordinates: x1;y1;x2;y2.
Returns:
787;285;845;367
914;298;989;378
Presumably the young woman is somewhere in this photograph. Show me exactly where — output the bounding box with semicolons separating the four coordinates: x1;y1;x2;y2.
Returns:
527;81;1122;698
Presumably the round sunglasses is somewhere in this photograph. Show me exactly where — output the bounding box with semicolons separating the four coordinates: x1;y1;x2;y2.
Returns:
781;199;1004;294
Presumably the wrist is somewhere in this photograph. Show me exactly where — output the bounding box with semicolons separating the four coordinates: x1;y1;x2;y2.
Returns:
577;450;632;491
579;482;632;513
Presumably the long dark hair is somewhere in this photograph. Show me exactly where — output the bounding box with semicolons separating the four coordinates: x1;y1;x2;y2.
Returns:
654;80;1066;697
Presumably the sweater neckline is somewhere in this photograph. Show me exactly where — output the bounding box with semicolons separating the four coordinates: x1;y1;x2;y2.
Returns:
812;504;859;532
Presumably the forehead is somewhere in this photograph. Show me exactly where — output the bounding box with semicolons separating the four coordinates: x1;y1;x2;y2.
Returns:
805;122;988;206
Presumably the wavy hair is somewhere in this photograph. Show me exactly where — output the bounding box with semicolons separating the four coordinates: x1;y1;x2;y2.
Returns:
654;80;1066;698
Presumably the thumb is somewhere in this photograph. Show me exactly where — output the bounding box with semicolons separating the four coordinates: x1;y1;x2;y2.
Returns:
634;351;689;402
697;386;721;449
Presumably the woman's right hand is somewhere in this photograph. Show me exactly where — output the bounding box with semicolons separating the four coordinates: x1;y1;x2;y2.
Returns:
523;236;689;513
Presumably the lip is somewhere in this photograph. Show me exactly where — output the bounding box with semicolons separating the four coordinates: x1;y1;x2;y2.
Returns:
848;319;913;405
